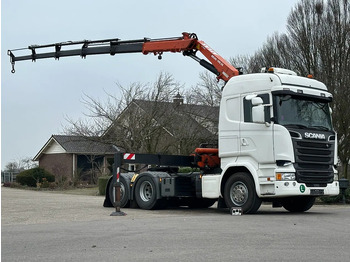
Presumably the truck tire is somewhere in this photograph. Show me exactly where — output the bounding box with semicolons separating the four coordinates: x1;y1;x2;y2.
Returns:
224;173;262;214
108;177;130;208
282;196;315;213
134;176;164;210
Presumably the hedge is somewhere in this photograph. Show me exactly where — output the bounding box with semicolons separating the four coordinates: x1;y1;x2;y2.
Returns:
16;167;55;187
98;176;111;196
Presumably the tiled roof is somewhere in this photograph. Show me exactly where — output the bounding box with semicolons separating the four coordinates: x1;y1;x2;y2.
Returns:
52;135;120;154
131;99;219;136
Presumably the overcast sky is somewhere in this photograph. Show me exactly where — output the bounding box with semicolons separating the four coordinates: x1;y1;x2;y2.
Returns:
1;0;300;169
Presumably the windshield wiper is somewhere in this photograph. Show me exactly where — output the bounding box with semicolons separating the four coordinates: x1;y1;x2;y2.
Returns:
285;124;331;131
309;125;330;131
284;124;309;129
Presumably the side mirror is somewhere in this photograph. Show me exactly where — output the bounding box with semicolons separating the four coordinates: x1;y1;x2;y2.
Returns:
246;94;271;125
252;105;265;123
251;97;263;106
252;103;272;125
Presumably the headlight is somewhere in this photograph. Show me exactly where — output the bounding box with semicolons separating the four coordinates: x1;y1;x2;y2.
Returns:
276;173;296;181
334;173;339;181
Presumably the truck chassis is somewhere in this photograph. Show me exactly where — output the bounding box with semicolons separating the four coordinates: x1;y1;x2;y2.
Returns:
104;151;219;211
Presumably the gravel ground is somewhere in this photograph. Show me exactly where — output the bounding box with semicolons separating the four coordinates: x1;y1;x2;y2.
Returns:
2;187;350;262
1;187;110;225
1;187;216;225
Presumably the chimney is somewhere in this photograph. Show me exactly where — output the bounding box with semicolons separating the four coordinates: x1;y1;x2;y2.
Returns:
173;93;184;106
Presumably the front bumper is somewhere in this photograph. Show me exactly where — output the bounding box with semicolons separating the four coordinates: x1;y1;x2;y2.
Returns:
272;180;339;197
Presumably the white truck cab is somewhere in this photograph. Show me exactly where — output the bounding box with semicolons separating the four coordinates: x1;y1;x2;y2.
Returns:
203;68;339;213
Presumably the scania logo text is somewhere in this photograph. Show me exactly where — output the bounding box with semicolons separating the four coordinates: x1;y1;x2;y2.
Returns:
304;132;326;140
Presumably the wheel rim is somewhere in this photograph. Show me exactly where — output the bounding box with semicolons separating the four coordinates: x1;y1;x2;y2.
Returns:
230;181;248;206
139;181;153;202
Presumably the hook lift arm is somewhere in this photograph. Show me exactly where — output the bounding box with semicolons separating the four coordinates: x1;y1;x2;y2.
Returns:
8;32;239;82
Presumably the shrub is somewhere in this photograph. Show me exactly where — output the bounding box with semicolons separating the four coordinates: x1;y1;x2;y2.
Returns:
16;167;55;187
49;182;57;190
98;176;111;196
1;182;22;188
40;178;50;188
10;182;22;188
319;188;350;204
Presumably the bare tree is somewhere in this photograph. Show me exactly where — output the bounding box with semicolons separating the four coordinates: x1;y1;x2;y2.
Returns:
52;163;69;187
4;157;37;172
82;155;104;184
4;161;22;172
65;72;184;153
231;0;350;178
105;72;185;154
286;0;350;178
185;71;222;107
229;55;256;74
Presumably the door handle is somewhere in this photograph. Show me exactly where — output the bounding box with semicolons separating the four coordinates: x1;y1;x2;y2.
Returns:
241;138;249;146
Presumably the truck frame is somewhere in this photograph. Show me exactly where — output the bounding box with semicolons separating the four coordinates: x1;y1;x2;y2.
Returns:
8;32;339;214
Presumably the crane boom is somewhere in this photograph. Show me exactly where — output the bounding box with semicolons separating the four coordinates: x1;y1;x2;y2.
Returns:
8;32;239;82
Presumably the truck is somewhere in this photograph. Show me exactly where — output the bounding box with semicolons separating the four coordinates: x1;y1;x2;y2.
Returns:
8;32;339;214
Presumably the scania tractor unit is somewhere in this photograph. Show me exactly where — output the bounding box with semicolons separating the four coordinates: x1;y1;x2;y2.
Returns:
8;32;339;213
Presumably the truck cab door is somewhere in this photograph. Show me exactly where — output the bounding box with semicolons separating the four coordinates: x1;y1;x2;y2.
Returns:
239;93;274;166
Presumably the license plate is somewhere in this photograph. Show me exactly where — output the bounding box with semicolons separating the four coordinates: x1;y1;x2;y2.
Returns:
311;189;324;195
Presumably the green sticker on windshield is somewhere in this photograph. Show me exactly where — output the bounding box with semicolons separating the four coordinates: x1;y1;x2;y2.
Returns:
300;185;306;193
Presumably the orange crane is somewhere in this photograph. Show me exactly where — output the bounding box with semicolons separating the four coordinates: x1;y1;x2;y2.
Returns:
8;32;239;82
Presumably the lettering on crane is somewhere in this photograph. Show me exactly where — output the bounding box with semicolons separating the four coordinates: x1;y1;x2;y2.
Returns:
201;43;218;55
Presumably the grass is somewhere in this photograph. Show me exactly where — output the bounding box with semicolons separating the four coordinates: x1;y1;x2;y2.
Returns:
2;182;101;196
49;186;100;196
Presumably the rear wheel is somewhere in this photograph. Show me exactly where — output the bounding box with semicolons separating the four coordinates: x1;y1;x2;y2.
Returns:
282;196;315;213
108;177;130;208
224;173;261;214
135;176;164;210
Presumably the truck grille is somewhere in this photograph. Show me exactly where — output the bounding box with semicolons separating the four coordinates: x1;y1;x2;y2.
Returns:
292;137;334;187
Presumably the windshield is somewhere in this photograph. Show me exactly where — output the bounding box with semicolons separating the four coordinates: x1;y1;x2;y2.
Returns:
274;95;333;131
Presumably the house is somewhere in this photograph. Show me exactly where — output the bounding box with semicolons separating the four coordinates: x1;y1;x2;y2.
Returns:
33;135;121;181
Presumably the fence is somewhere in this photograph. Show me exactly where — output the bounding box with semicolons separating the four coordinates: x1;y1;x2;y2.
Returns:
1;172;18;183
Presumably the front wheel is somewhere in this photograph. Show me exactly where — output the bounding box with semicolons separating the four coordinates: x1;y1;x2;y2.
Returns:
282;196;315;213
224;173;261;214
